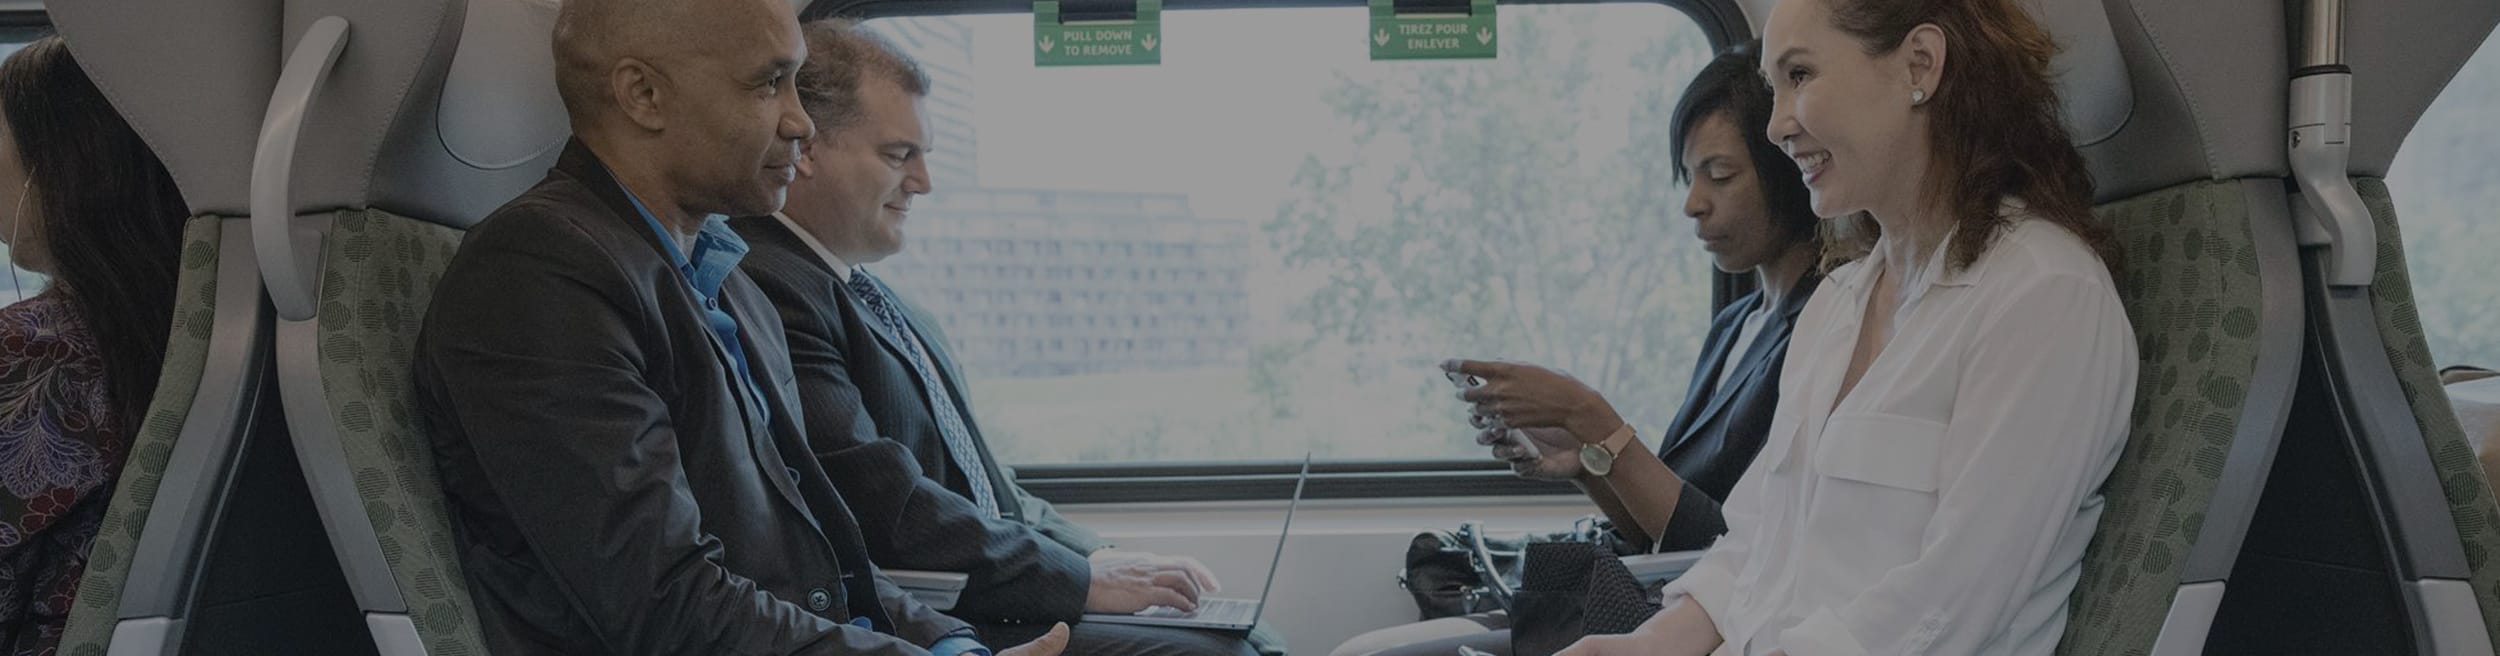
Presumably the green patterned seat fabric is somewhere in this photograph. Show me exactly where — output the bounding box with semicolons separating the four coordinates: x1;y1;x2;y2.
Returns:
2058;180;2268;656
2353;177;2500;648
58;216;223;655
314;209;485;655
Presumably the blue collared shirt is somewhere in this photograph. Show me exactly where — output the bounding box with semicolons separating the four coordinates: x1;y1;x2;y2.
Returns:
618;188;769;425
628;191;991;656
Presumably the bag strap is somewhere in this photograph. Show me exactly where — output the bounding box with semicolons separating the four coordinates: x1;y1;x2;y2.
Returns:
1463;521;1517;608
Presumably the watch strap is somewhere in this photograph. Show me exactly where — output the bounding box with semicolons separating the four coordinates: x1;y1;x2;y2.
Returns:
1597;421;1637;455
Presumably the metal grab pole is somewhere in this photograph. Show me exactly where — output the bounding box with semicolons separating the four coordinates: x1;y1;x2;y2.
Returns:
2287;0;2375;287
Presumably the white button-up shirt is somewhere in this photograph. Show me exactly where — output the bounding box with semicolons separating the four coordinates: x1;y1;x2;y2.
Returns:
772;211;855;282
1666;213;2139;656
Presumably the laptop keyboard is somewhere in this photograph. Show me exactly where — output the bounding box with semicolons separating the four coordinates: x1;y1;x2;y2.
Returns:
1138;597;1258;625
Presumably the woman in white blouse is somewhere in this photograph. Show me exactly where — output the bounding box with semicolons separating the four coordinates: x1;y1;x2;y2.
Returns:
1551;0;2138;654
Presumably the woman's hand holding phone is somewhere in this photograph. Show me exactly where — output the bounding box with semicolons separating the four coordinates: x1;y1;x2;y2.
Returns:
1483;426;1586;481
1440;359;1629;445
1443;365;1547;467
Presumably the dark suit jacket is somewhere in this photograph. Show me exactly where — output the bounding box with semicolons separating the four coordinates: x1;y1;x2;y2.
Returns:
731;216;1102;624
415;141;969;655
1646;272;1822;552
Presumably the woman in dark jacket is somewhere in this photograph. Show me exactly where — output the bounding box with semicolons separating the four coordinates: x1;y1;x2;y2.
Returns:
1335;43;1826;656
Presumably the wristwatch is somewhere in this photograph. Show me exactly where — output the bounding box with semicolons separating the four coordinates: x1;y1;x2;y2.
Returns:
1579;422;1638;477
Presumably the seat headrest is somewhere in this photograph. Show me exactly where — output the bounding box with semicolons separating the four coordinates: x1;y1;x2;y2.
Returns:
2345;0;2500;177
433;0;569;177
2079;0;2290;201
285;0;567;230
50;0;287;217
2029;0;2129;149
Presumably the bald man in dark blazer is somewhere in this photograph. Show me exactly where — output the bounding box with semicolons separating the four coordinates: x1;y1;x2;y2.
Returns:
412;2;1065;653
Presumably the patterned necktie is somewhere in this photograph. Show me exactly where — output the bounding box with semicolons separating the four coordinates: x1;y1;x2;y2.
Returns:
846;268;1002;518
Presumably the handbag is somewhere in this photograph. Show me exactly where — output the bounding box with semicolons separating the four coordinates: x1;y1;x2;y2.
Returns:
1398;516;1636;621
1397;521;1526;620
1509;540;1665;656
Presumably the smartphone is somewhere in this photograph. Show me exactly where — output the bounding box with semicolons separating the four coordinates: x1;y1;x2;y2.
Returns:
1441;363;1537;459
1406;356;1484;389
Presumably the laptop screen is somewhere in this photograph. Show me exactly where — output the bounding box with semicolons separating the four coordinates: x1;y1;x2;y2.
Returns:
1248;454;1312;625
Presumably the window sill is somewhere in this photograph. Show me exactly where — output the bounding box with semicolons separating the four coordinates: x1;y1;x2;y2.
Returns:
1015;458;1576;504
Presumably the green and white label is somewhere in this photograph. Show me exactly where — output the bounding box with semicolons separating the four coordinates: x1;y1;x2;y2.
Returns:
1370;0;1496;60
1035;0;1161;67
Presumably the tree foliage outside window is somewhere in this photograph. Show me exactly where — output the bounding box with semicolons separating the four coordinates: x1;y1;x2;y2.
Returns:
2389;30;2500;371
868;7;1718;464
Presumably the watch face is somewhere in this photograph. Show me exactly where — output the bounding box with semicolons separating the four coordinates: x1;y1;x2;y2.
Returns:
1580;444;1614;476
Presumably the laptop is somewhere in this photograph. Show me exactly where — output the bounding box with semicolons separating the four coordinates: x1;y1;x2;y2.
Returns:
1081;454;1310;631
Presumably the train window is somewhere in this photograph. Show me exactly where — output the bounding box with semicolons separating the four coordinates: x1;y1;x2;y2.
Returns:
865;4;1716;465
2389;29;2500;369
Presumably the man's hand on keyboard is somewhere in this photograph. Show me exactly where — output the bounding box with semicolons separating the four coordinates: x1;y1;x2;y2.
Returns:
1086;550;1222;613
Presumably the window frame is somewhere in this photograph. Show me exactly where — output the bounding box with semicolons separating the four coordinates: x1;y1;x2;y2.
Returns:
816;0;1752;501
0;6;40;32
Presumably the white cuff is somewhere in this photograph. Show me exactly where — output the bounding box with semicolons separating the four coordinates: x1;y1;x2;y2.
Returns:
1661;558;1738;634
1777;607;1869;656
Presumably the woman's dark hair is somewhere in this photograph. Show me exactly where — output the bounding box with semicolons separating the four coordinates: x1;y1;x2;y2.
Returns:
1823;0;2115;272
1670;41;1820;249
3;36;190;432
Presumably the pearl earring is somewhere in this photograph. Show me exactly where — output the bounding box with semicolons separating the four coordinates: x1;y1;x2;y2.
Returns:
1911;88;1927;105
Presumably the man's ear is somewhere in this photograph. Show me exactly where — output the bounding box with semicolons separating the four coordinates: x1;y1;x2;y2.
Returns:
794;136;822;178
613;57;668;132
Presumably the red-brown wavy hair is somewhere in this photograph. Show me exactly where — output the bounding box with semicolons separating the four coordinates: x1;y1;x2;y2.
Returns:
1819;0;2116;273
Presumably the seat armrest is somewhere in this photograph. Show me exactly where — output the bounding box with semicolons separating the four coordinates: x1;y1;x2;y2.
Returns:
1621;550;1708;586
885;569;972;611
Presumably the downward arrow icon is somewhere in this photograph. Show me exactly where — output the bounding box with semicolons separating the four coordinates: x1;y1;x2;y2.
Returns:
1039;36;1056;53
1143;34;1158;51
1374;30;1391;46
1476;28;1493;45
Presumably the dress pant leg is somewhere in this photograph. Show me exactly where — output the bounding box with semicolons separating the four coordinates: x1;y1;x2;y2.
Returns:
975;620;1262;656
1365;630;1511;656
1330;612;1512;656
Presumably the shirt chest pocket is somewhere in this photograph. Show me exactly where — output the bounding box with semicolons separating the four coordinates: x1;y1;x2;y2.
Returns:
1804;412;1948;583
1814;412;1945;493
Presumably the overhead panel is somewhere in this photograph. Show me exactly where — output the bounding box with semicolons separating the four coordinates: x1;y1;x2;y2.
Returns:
1370;0;1496;61
1035;0;1161;67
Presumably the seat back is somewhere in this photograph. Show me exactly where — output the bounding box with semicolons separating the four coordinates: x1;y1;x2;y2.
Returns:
286;207;475;654
47;4;377;654
2354;176;2500;652
54;216;221;655
2069;177;2303;656
2052;2;2311;655
2347;12;2500;650
255;0;567;653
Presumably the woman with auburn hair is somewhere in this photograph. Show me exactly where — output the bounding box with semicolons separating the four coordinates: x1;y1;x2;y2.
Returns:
1559;0;2137;654
0;35;191;654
